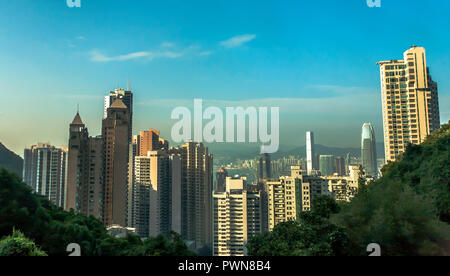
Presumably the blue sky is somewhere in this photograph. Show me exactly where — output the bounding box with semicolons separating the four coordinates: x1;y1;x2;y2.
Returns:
0;0;449;155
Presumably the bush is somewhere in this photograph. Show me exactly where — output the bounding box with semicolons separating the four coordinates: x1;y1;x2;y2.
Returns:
0;230;47;256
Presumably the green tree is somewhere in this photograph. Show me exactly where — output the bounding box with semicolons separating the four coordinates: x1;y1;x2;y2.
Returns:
0;230;47;256
247;195;350;256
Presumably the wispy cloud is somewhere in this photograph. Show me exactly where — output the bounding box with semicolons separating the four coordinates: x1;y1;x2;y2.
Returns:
76;36;86;40
90;50;184;62
199;51;214;56
220;34;256;48
88;41;216;63
161;42;175;48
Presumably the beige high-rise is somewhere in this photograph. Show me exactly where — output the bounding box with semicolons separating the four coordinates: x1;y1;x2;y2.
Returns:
267;166;330;231
378;46;440;162
102;99;131;227
213;176;261;256
267;176;299;231
170;142;213;251
129;150;182;238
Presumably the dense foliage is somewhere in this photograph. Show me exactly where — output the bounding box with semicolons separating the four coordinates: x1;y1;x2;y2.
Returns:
0;230;47;256
249;123;450;256
247;196;350;256
0;169;195;256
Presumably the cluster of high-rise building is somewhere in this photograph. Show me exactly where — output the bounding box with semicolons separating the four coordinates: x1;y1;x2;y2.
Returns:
23;86;214;253
20;46;442;256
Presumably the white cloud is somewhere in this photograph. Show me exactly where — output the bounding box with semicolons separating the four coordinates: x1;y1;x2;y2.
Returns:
220;34;256;48
90;50;184;62
76;36;86;40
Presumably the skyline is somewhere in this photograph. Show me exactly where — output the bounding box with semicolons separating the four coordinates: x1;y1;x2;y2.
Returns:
1;0;449;155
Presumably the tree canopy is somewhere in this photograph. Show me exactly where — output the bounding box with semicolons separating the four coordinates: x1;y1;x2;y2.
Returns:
0;168;195;256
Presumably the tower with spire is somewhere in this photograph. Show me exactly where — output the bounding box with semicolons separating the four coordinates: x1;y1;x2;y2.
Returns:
66;111;104;220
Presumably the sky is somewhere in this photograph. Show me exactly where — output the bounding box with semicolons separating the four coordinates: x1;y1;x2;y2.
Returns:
0;0;449;156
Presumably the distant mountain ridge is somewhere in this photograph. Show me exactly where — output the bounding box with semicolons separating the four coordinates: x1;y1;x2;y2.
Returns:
0;142;23;177
206;142;385;161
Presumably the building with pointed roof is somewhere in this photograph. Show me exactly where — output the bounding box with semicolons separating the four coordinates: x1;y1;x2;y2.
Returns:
66;112;104;220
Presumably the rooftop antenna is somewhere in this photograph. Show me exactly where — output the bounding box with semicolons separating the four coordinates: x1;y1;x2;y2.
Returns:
127;78;130;91
77;103;80;114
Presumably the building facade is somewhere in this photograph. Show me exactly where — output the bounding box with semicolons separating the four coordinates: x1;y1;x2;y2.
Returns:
213;176;262;256
267;166;333;231
258;153;272;181
170;142;213;251
378;46;440;162
319;155;335;176
23;143;67;208
215;167;228;193
104;88;133;143
102;99;131;227
334;156;346;176
66;112;104;219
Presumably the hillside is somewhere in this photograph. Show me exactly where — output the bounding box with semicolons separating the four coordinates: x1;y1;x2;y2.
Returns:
0;142;23;178
249;123;450;256
0;169;195;256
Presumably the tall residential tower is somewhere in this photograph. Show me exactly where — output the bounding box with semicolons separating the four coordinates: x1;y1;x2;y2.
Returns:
104;88;133;143
378;46;440;162
23;143;67;208
102;99;131;227
213;176;261;256
66;112;104;219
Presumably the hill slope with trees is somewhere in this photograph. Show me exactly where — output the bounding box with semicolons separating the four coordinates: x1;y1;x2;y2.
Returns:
0;168;195;256
248;123;450;256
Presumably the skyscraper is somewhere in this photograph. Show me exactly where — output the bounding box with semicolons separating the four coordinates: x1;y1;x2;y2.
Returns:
344;153;351;176
334;156;345;177
134;128;168;156
129;155;151;237
378;46;441;162
128;147;182;238
215;167;228;193
147;150;176;237
170;142;213;252
213;176;261;256
319;155;335;176
66;112;104;219
258;153;271;181
23;143;67;208
102;99;131;227
306;131;317;174
104;88;133;143
361;123;378;178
